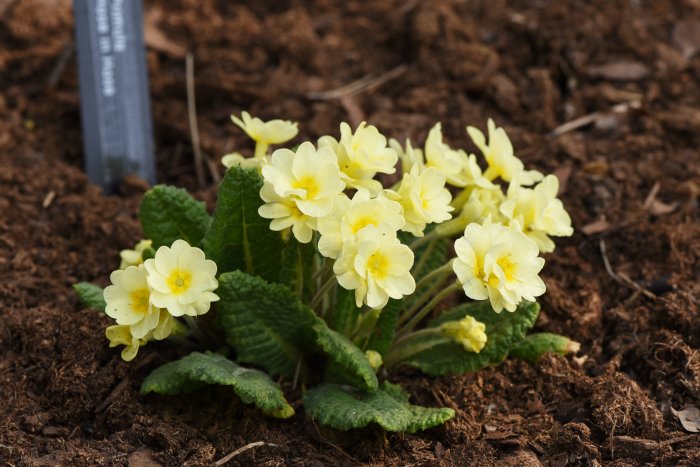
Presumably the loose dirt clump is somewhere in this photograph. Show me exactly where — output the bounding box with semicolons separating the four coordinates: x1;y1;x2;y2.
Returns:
2;0;700;465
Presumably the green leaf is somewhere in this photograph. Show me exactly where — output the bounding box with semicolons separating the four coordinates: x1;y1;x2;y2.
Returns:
388;301;540;375
140;185;211;249
278;238;314;298
202;167;283;282
140;360;196;395
141;352;294;418
303;382;454;433
329;287;359;336
313;322;378;391
217;270;318;378
366;299;402;356
510;332;579;363
73;282;106;312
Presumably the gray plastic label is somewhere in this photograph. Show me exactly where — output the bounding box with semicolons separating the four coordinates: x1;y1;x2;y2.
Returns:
73;0;155;192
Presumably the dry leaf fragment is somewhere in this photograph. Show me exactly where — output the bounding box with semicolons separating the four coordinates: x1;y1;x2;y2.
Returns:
553;165;572;195
671;406;700;433
672;20;700;59
649;199;678;216
586;61;649;81
144;10;186;58
581;218;610;236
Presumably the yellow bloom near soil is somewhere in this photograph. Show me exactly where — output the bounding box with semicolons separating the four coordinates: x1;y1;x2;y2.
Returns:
104;264;160;339
144;240;219;317
453;223;545;313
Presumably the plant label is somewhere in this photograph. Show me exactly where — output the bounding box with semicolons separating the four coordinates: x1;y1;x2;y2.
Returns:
73;0;155;193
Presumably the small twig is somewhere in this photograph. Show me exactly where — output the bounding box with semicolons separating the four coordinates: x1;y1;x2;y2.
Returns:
643;182;661;209
306;65;407;100
185;53;206;187
548;101;641;138
205;156;222;184
48;42;74;88
599;239;656;300
214;441;278;466
42;190;56;208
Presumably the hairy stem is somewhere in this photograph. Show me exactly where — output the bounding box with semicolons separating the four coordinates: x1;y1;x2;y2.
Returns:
396;281;462;337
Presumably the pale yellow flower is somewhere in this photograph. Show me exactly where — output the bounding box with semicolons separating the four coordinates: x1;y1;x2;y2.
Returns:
221;152;265;170
452;223;545;313
459;186;505;226
105;310;180;362
334;224;415;309
466;119;542;185
258;181;317;243
144;240;219;317
106;325;145;361
317;190;403;259
390;138;424;175
462;152;497;189
104;264;160;339
424;123;472;187
261;142;345;219
119;239;152;269
151;309;185;341
440;316;487;353
231;112;298;158
500;175;574;253
318;122;397;193
387;166;453;237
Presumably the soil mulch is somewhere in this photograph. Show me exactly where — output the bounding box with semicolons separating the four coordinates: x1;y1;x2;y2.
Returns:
1;0;699;465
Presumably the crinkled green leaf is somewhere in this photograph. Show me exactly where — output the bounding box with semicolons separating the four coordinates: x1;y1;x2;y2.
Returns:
140;360;196;395
202;167;283;282
366;299;402;356
73;282;106;312
303;382;454;433
278;238;314;298
140;185;211;249
217;270;318;378
140;352;294;418
329;287;359;336
389;301;540;375
510;332;578;363
313;322;378;391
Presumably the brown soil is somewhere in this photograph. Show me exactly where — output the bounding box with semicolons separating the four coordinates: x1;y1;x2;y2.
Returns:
2;0;700;465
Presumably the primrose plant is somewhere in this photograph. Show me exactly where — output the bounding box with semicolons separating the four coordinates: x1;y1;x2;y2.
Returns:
75;113;578;432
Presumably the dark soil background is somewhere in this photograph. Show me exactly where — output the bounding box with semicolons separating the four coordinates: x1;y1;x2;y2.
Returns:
2;0;700;465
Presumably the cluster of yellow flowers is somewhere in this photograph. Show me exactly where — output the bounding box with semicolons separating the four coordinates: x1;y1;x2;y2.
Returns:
228;113;573;321
104;240;219;360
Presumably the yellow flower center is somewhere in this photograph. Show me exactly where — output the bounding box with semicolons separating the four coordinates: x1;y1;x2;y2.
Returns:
496;256;515;282
129;288;150;315
367;252;390;279
167;269;192;295
351;217;376;234
293;176;319;199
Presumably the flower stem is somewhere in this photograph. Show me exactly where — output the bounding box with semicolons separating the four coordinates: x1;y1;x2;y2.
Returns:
450;186;472;210
383;327;446;369
413;260;454;294
310;275;337;312
411;237;437;279
396;265;453;328
183;315;212;346
409;229;438;251
254;142;269;159
396;281;462;337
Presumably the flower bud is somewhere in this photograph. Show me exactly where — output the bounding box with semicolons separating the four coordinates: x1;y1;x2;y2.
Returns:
440;316;487;353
